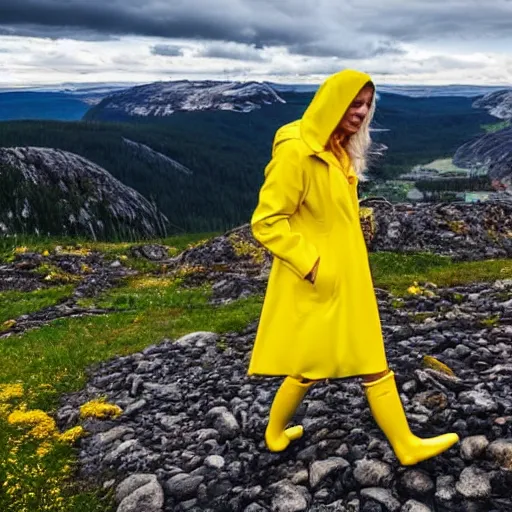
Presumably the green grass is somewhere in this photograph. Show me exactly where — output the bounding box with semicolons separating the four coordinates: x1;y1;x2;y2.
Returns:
0;231;221;263
481;120;511;133
0;286;74;325
0;279;262;397
369;252;512;295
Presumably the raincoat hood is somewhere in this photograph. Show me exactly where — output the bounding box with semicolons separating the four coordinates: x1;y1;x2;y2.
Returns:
299;69;373;154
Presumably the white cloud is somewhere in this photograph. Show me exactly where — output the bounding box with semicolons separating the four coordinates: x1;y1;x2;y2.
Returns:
0;0;511;86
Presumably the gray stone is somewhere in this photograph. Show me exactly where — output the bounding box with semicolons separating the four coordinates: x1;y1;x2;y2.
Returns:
96;426;134;446
104;440;139;464
309;458;350;488
195;428;220;442
123;399;147;416
435;475;457;503
458;390;498;413
460;435;489;461
204;455;225;469
117;480;164;512
455;467;491;499
244;504;268;512
270;480;310;512
360;488;401;512
347;499;360;512
290;470;309;486
206;406;240;440
400;470;434;496
353;459;393;487
116;473;157;503
486;439;512;469
165;473;204;500
174;331;219;348
401;500;432;512
143;383;182;399
160;414;185;430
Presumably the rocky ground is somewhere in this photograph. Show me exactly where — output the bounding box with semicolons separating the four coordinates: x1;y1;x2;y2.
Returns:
159;200;512;305
171;201;512;274
4;200;512;511
56;278;512;512
0;247;134;338
364;201;512;261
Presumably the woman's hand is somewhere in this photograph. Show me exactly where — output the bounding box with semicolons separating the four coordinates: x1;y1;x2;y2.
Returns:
305;258;320;283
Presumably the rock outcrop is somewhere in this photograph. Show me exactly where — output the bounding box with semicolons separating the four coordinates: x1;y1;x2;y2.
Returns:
473;90;512;121
453;128;512;187
0;147;169;240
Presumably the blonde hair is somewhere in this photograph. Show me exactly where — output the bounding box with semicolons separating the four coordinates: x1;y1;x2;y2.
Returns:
327;82;376;180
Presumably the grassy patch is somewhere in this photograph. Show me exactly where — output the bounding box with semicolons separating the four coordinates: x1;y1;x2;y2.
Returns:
0;232;220;264
481;120;511;133
0;286;74;325
370;252;512;295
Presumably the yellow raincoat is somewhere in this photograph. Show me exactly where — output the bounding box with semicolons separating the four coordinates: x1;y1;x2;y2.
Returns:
248;69;388;380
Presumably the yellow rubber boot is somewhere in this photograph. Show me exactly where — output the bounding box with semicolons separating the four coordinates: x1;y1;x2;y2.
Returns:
265;376;314;452
363;370;459;466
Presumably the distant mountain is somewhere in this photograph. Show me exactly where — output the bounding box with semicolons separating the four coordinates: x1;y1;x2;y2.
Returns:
473;89;512;120
0;82;134;94
375;84;506;98
261;82;506;98
453;127;512;188
0;147;168;239
85;80;286;120
1;79;507;123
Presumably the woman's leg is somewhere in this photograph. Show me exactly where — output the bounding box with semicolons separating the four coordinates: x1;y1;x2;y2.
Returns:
265;375;318;452
362;368;459;465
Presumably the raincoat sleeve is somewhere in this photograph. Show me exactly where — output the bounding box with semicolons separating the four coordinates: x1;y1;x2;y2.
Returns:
251;139;319;279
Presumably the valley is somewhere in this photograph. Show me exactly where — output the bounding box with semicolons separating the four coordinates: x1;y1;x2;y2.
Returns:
0;81;506;237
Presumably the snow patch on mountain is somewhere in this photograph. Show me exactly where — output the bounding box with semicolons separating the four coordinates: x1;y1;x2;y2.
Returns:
473;89;512;120
96;80;286;117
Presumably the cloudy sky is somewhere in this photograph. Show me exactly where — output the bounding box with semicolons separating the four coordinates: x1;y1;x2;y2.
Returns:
0;0;511;88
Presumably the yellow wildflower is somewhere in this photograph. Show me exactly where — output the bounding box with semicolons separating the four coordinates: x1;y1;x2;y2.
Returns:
44;271;57;281
36;441;53;457
0;403;12;418
58;425;86;443
14;246;28;254
8;409;58;439
79;398;122;419
42;249;50;257
0;383;24;402
120;255;128;260
407;285;422;295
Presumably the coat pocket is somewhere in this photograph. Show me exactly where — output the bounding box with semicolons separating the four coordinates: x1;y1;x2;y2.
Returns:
295;258;338;315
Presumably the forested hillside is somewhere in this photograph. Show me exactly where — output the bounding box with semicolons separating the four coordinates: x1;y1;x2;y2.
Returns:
0;92;495;233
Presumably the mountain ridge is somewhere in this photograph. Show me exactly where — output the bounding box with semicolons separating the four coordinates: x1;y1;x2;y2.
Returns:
85;80;286;119
0;146;169;239
473;89;512;120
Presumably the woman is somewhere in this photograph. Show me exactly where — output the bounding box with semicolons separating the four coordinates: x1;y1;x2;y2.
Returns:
247;69;459;466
